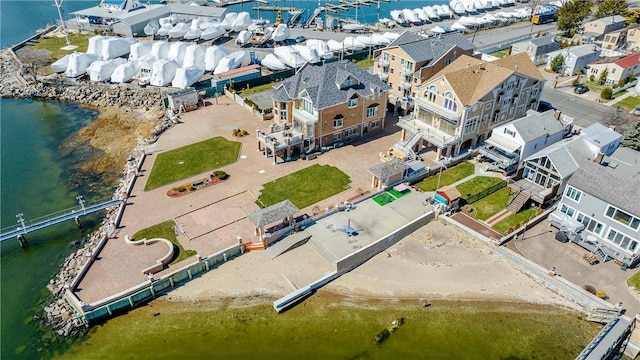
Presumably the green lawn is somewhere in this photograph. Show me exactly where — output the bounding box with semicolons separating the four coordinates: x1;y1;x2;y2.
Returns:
613;96;640;111
494;208;541;234
133;220;197;265
456;176;504;201
415;162;475;192
490;48;511;59
627;271;640;290
239;81;279;97
20;33;92;74
256;164;350;209
612;90;628;99
354;58;374;68
145;137;240;191
472;186;511;221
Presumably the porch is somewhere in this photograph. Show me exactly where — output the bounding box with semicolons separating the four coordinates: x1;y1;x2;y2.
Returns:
257;123;305;165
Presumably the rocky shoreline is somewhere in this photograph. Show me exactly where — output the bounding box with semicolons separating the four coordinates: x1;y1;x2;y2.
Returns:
1;48;182;337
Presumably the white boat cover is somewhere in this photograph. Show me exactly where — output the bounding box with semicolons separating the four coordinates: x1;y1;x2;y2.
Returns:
371;33;391;46
151;41;170;60
431;26;448;34
168;23;190;39
214;51;244;74
172;65;205;89
271;24;290;42
167;42;188;65
111;61;136;83
204;46;230;71
274;46;306;68
356;35;377;47
248;19;270;32
414;8;429;21
306;39;333;59
437;4;454;17
474;0;485;11
100;37;134;60
261;54;286;71
450;0;467;15
390;10;406;24
65;53;97;78
343;23;366;31
135;54;156;74
199;19;220;31
221;12;237;31
451;21;468;31
424;6;439;20
200;25;225;41
144;20;159;36
86;35;106;56
159;14;178;26
51;54;71;73
342;36;365;51
381;32;400;41
190;18;206;30
292;45;320;63
236;30;251;45
459;16;480;26
157;23;173;37
232;12;251;32
150;59;178;86
129;42;152;61
184;28;202;40
327;39;342;52
183;44;205;67
403;8;420;23
87;58;127;82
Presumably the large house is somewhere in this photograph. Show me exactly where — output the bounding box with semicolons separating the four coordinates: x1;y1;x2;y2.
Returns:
583;15;627;38
550;148;640;266
587;53;640;85
510;35;560;66
545;45;600;76
257;60;389;163
390;53;545;162
372;31;476;114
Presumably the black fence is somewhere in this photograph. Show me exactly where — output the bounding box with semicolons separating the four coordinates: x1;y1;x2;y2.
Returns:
464;180;507;204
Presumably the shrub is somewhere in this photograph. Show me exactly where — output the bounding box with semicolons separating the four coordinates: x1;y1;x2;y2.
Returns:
185;183;193;192
612;83;619;89
232;129;240;136
263;107;273;114
596;290;607;299
583;284;596;294
618;79;626;87
590;74;595;82
214;170;228;179
572;78;580;86
241;129;248;136
175;185;186;192
601;87;613;100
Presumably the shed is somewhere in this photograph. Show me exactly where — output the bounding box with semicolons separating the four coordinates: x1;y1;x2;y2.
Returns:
247;200;299;244
167;88;199;113
434;185;461;210
367;159;409;190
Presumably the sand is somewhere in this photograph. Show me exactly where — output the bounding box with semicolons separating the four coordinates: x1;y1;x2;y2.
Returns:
165;219;578;311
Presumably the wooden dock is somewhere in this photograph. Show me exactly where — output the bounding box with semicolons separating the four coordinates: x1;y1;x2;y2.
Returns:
252;5;298;12
326;0;391;12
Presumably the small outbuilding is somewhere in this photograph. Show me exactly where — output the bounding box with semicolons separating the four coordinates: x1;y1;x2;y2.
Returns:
167;88;199;113
247;200;300;246
367;159;409;191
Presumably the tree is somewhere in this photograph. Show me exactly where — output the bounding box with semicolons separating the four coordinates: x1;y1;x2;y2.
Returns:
18;49;49;83
626;8;640;24
602;107;634;132
598;68;609;85
550;55;564;73
621;119;640;150
596;0;628;18
601;87;613;99
556;0;593;32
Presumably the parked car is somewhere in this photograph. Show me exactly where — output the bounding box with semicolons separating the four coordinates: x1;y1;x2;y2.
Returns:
536;100;555;112
295;35;306;43
631;106;640;116
574;84;589;94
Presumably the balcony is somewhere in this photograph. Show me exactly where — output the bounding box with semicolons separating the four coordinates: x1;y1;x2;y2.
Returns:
378;58;389;67
257;126;304;151
400;68;413;76
397;116;459;148
399;81;411;90
292;108;318;124
414;97;460;124
477;145;519;169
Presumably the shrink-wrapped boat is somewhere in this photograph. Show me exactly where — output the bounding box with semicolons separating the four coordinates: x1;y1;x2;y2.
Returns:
172;66;205;89
292;45;320;64
65;53;97;78
168;23;190;39
150;59;178;86
111;61;136;83
151;41;170;60
213;51;244;74
167;41;188;65
183;44;205;68
86;35;105;56
87;58;127;82
200;25;225;41
232;12;251;32
51;54;71;73
221;12;237;30
306;39;334;59
274;46;305;68
99;37;135;60
271;24;290;42
204;46;230;71
156;23;173;37
129;42;152;61
261;54;286;71
236;30;251;45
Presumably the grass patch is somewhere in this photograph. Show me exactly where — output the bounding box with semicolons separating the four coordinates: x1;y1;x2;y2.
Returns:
133;220;197;265
354;58;374;68
239;81;279;97
612;89;628;99
256;164;350;209
145;137;240;191
472;186;511;221
627;272;640;290
613;95;640;111
415;162;475;192
19;33;93;75
490;47;511;59
456;176;504;201
494;208;541;234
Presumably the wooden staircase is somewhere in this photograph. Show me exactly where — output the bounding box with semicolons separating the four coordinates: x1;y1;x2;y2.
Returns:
586;308;619;324
507;191;530;213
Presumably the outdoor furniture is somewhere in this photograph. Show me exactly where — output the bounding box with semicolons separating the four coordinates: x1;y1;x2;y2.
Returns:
342;225;357;236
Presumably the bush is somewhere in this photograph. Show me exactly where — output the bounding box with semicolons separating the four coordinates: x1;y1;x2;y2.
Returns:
263;107;273;114
596;290;607;299
175;185;186;192
583;284;596;294
241;129;248;136
572;78;580;86
601;87;613;100
590;74;595;82
618;79;626;87
214;170;228;179
185;183;193;192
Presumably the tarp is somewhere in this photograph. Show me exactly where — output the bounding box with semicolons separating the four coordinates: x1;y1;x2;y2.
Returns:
65;53;97;78
221;12;237;30
111;61;136;83
232;12;251;32
204;46;230;71
100;37;134;60
271;24;290;42
129;42;152;61
86;35;106;56
183;44;205;68
150;59;178;86
87;58;127;81
151;41;170;60
172;65;205;89
167;41;188;65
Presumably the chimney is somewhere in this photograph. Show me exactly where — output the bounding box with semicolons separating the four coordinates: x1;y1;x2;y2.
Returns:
466;62;471;68
594;152;605;164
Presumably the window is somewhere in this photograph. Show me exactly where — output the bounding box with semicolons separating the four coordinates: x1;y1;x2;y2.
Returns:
443;92;457;111
605;205;640;230
425;86;437;102
576;213;604;235
464;117;478;135
391;55;395;61
401;59;404;64
560;203;575;217
371;120;380;129
301;94;314;115
366;105;379;118
565;186;582;202
606;228;636;252
348;97;358;108
280;110;286;120
333;116;344;128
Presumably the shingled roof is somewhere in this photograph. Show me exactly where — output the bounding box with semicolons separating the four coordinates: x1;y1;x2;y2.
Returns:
386;30;475;63
428;53;543;106
247;200;299;228
272;60;389;110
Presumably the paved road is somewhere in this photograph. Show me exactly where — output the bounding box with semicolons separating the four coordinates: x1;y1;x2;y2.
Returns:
540;87;611;128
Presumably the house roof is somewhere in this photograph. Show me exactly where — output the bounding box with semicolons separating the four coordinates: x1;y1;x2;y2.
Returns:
271;60;389;110
568;159;640;216
591;53;640;69
524;136;594;178
367;158;408;179
581;123;622;147
511;110;564;142
588;15;626;25
385;30;475;63
529;35;557;47
247;200;299;228
428;53;543;106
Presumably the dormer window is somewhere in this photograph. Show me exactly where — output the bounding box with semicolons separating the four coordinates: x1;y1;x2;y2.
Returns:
348;96;358;108
340;76;359;89
300;92;314;115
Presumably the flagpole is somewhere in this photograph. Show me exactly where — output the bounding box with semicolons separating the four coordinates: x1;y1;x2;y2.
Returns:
436;164;443;191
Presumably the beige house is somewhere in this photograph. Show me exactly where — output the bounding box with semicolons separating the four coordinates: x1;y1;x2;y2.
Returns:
587;53;640;85
372;31;476;114
602;24;640;51
583;15;626;37
392;53;545;161
257;60;389;163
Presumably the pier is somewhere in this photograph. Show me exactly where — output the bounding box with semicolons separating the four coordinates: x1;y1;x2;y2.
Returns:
0;197;123;243
576;315;635;360
209;0;268;6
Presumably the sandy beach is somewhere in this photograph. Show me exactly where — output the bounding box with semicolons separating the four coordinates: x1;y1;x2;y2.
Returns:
165;219;579;311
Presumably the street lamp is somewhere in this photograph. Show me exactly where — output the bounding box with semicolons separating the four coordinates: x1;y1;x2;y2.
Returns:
16;213;26;231
77;195;86;215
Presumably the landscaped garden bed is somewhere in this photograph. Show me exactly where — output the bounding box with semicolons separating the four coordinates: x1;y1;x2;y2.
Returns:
166;171;229;197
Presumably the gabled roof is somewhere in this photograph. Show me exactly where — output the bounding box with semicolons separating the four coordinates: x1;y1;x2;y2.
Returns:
581;123;622;146
384;30;475;63
427;53;543;106
524;136;594;178
367;158;408;179
529;35;557;47
511;110;564;142
271;60;389;110
568;159;640;216
589;15;626;24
